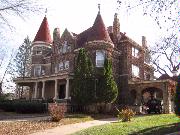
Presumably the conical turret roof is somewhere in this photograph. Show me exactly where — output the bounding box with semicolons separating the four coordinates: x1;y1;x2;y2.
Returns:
34;16;52;44
91;13;112;42
77;12;112;46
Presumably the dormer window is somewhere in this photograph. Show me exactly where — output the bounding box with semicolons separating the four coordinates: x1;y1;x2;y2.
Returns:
96;50;105;67
132;47;139;58
132;64;139;77
62;41;68;53
36;50;42;55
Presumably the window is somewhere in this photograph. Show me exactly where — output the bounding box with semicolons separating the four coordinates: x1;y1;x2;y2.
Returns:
96;50;105;67
42;69;45;75
63;44;67;53
62;41;68;53
144;73;151;80
55;66;58;73
132;65;139;77
64;61;70;69
59;46;63;53
36;50;42;55
59;62;64;71
132;47;139;58
34;65;41;76
67;46;71;52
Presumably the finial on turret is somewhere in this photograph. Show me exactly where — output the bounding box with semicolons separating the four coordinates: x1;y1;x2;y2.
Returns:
45;8;48;16
98;4;101;14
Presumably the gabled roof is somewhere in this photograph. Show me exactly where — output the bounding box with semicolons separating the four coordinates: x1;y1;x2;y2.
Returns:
77;12;112;47
34;16;52;44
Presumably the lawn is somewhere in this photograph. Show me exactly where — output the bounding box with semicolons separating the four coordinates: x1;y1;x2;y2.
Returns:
73;114;180;135
0;113;111;135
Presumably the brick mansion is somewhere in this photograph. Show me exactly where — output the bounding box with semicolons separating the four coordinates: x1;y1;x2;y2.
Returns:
14;8;177;113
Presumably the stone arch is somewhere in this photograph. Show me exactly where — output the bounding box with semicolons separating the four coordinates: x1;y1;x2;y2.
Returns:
141;87;163;104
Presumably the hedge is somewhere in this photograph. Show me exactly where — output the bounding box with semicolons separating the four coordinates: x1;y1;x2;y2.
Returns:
0;100;48;113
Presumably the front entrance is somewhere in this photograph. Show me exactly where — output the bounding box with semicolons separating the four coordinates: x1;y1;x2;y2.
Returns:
59;84;65;99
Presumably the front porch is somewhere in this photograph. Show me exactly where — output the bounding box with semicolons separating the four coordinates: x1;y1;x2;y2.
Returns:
14;74;72;101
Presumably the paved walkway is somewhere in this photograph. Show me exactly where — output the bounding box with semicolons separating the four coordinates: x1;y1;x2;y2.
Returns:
30;118;118;135
166;132;180;135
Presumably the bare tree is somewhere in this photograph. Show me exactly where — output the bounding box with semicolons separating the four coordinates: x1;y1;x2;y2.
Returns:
117;0;179;76
150;33;179;75
0;0;43;29
117;0;178;30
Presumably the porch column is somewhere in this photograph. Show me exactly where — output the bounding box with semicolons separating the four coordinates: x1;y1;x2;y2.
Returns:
65;78;69;99
163;82;171;113
34;82;38;98
54;79;58;100
42;81;45;99
15;83;19;99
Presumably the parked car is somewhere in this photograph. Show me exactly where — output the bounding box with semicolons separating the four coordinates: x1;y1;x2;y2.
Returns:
146;97;162;114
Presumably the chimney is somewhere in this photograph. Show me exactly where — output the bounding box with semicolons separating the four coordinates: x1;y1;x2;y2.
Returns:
142;36;147;47
113;13;120;42
53;28;60;42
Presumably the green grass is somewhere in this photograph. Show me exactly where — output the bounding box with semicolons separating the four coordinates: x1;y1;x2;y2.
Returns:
73;114;180;135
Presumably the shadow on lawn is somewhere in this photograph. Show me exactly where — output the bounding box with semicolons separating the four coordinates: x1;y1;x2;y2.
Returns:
130;122;180;135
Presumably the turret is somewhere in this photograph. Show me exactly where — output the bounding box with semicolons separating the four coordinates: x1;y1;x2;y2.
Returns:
31;16;52;77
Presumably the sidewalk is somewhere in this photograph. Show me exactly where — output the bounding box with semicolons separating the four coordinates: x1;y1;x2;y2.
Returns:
166;132;180;135
30;118;118;135
0;116;51;122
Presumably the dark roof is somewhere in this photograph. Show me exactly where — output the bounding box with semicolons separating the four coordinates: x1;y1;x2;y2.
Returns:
157;74;171;80
77;13;112;47
34;16;52;44
157;74;178;82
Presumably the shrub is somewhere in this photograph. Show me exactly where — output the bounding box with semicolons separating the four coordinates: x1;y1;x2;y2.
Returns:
117;106;135;122
48;103;66;122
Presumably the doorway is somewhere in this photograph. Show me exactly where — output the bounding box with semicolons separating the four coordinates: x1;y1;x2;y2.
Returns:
59;84;65;99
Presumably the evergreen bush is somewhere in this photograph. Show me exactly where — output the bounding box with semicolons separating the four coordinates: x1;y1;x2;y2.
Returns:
97;58;118;103
71;48;95;105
